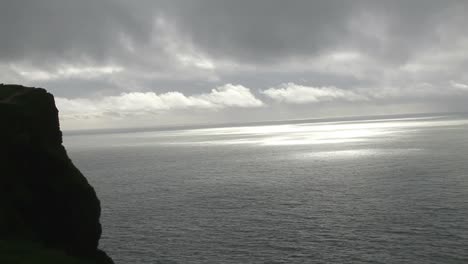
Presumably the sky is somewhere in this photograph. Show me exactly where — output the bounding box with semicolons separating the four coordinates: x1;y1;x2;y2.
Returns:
2;0;468;129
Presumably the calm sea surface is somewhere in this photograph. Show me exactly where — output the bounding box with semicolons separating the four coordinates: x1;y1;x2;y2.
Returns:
64;114;468;264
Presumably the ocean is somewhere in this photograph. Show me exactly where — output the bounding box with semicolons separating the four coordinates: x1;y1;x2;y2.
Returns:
64;113;468;264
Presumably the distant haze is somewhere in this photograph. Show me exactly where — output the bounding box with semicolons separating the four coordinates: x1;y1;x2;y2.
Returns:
2;0;468;129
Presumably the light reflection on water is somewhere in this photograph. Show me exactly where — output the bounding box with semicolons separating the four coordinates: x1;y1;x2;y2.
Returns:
297;148;424;160
65;115;468;149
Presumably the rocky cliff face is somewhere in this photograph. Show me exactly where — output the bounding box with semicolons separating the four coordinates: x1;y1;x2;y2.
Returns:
0;84;113;263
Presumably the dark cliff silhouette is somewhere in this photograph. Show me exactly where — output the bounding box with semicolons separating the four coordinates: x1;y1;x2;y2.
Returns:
0;84;113;263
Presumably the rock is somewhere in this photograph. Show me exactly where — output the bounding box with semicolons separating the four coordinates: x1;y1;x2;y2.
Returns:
0;84;114;263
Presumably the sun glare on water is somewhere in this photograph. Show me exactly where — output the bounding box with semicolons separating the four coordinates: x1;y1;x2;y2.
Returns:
174;117;453;147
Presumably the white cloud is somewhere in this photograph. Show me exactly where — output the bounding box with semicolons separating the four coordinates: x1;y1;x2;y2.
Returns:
177;53;215;70
56;84;263;119
450;80;468;90
262;83;367;104
328;51;362;62
11;64;123;81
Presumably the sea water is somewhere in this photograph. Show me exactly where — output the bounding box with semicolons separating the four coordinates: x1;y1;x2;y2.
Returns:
65;114;468;263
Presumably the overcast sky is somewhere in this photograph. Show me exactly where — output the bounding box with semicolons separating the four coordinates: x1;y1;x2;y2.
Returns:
2;0;468;129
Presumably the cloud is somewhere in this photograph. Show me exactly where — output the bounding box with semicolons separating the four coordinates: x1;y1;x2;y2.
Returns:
3;0;468;128
11;64;124;81
262;81;468;105
56;84;263;119
450;80;468;91
3;1;467;69
0;0;154;64
157;0;468;65
262;83;367;104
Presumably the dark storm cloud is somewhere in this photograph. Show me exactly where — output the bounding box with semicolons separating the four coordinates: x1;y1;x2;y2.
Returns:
2;0;466;66
0;0;154;64
163;0;357;63
165;0;468;64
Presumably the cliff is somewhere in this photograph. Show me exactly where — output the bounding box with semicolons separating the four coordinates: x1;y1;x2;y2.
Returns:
0;84;113;263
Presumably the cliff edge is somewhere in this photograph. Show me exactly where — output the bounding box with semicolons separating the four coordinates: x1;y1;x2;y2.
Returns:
0;84;113;263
